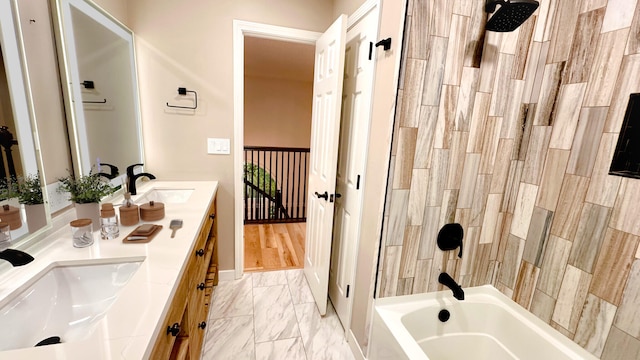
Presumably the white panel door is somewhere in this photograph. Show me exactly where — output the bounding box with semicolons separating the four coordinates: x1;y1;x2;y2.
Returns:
329;5;378;329
304;15;348;316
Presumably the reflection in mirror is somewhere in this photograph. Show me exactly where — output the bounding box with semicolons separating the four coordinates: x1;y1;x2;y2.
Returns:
55;0;143;182
0;0;49;244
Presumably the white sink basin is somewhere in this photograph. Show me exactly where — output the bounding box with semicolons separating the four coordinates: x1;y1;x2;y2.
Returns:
0;258;143;351
136;188;194;204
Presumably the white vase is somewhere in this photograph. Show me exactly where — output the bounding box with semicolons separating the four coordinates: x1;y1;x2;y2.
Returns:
74;202;101;232
25;203;47;232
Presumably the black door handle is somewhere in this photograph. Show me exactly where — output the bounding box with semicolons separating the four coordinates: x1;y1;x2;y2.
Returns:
314;191;328;200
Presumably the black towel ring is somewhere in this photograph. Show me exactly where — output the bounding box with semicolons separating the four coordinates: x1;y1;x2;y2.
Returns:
167;87;198;109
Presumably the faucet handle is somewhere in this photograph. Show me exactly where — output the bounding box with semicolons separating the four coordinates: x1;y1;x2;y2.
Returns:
437;223;464;258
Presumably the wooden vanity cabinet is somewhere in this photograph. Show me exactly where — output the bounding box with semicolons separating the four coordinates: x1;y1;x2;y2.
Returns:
150;196;218;360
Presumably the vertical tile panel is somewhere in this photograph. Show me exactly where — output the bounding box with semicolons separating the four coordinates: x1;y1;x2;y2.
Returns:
601;327;640;360
498;234;524;289
466;92;491;153
546;1;581;63
574;294;617;358
470;174;491;227
604;54;640;132
522;207;554;267
580;0;607;13
489;139;515;194
379;246;402;297
569;203;612;272
407;169;429;226
457;153;481;208
445;131;469;190
479;117;503;174
418;206;441;259
399;226;422;278
583;28;629;107
489;54;515;116
425;149;450;207
535;149;570;211
548;83;587;149
552;265;592;334
501;80;526;140
611;176;640;237
413;106;439;169
385;190;410;246
463;0;487;67
590;228;639;305
613;260;640;338
513;260;540;309
430;0;453;37
512;16;536;80
521;126;552;185
537;235;572;299
550;175;589;240
502;160;524;213
454;67;480;131
433;85;459;149
563;8;605;84
412;259;433;294
443;15;469;86
480;194;502;244
601;0;638;33
532;62;565;126
626;1;640;54
585;133;622;207
392;127;418;189
567;107;608;177
478;32;502;92
398;59;426;128
396;278;414;295
530;289;557;323
405;0;431;60
421;36;448;106
439;189;459;225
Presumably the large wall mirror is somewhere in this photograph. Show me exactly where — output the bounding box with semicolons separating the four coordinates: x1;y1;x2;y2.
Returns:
0;0;50;244
53;0;143;183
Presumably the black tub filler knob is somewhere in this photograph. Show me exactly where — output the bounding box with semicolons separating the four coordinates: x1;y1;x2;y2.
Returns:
437;223;464;258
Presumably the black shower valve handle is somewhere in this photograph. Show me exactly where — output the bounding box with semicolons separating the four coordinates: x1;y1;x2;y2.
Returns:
437;223;464;259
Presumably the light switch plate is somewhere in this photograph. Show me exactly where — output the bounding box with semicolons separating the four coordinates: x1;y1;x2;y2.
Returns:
207;138;230;154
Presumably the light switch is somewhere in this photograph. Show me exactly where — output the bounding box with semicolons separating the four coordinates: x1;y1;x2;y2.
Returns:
207;138;230;155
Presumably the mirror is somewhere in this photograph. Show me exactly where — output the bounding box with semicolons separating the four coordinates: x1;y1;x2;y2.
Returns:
54;0;143;183
0;0;49;243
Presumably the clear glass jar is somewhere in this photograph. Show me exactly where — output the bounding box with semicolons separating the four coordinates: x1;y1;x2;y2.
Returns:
71;218;94;248
0;222;11;251
100;203;119;240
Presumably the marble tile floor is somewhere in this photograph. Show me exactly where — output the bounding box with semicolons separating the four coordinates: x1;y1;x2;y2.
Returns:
201;270;355;360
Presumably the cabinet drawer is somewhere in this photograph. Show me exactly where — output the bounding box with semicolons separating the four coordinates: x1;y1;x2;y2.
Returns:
150;280;189;360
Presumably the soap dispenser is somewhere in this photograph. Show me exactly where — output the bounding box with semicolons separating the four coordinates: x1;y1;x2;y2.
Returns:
119;192;139;226
100;203;119;240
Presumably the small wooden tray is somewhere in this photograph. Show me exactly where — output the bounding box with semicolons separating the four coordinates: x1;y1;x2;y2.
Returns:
122;224;163;244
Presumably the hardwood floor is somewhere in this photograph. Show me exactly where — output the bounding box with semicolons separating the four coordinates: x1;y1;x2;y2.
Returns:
244;222;306;272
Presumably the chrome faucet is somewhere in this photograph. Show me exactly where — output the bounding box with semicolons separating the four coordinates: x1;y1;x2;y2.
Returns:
438;272;464;300
126;163;156;195
0;249;34;267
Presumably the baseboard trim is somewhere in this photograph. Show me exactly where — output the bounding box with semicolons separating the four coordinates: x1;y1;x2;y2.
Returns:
217;270;236;282
347;329;366;360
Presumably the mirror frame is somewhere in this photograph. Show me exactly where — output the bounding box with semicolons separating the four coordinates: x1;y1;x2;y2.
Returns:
52;0;144;182
0;0;51;246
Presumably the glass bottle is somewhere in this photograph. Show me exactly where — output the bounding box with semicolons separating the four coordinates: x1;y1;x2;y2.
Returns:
100;203;119;240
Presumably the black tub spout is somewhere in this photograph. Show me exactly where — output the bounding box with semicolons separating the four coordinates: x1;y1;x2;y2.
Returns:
438;272;464;300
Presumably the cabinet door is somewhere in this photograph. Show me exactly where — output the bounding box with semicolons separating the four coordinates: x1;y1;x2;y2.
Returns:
150;279;189;359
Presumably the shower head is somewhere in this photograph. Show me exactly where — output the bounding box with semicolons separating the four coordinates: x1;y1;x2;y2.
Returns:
485;0;539;32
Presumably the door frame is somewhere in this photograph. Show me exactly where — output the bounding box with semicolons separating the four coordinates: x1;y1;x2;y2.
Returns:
232;21;321;279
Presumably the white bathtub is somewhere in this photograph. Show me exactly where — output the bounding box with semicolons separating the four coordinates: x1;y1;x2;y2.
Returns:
369;285;598;360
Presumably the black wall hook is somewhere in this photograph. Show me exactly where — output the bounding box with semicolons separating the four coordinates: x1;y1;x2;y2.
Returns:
375;38;392;51
167;87;198;109
81;80;95;89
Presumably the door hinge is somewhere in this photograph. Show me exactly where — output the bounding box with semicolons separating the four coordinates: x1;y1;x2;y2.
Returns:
346;284;350;298
368;42;373;60
356;175;361;190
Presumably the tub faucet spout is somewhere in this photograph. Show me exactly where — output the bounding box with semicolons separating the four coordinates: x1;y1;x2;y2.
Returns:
438;272;464;300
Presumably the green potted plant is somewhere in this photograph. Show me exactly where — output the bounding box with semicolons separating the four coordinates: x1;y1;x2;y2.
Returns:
58;171;115;228
17;173;46;232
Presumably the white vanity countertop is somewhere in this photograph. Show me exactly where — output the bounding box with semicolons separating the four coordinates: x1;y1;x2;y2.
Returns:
0;180;218;359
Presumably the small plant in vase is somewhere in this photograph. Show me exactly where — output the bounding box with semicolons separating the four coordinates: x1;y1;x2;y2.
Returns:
0;176;21;230
17;173;46;232
58;171;116;229
0;176;20;204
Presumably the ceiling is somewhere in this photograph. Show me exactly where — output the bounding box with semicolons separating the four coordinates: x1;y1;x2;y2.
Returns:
244;36;315;82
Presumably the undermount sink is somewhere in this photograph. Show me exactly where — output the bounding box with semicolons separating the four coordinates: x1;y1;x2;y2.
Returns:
0;258;143;351
136;188;194;204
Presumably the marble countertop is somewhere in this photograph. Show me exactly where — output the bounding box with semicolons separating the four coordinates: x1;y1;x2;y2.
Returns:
0;180;218;359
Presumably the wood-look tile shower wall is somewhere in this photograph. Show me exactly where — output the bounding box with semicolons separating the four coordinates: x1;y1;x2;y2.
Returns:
378;0;640;358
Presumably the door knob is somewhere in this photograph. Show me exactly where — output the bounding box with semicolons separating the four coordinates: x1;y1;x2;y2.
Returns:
330;193;342;202
314;191;328;200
